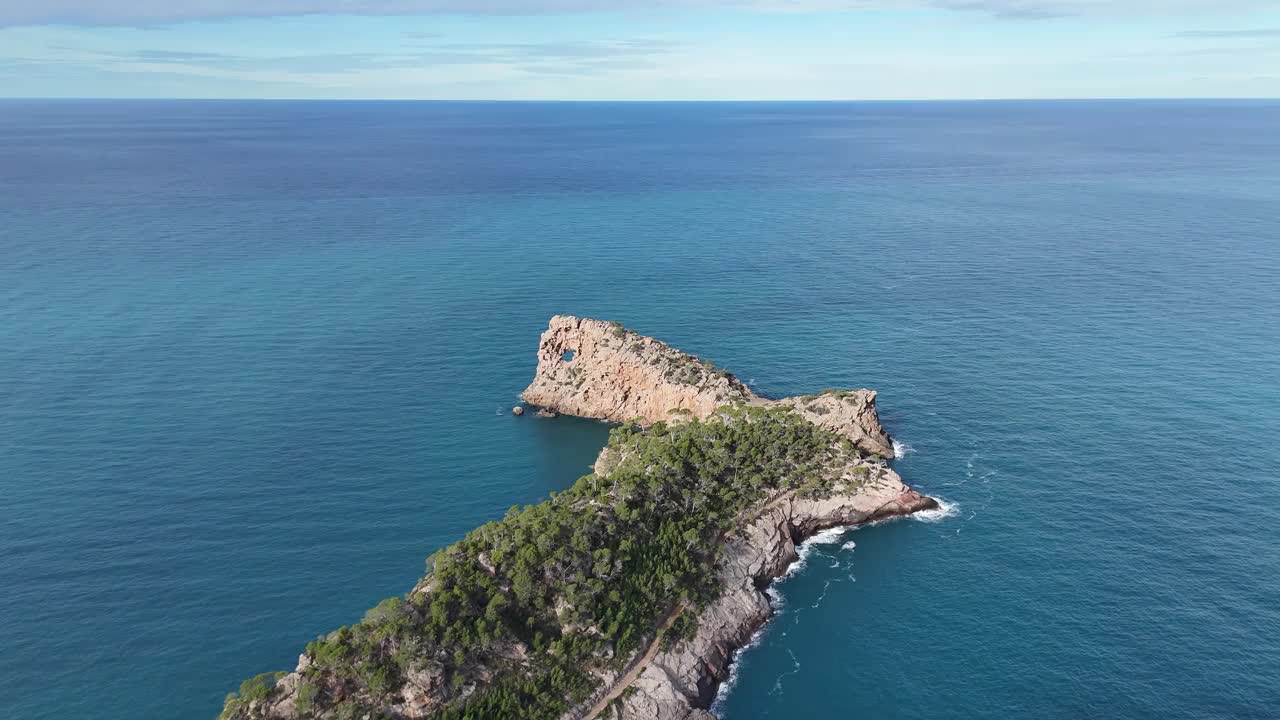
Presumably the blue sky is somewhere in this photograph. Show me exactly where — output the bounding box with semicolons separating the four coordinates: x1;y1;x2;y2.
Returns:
1;1;1277;99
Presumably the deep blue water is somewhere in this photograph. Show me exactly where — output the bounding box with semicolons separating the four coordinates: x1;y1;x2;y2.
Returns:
2;99;1278;720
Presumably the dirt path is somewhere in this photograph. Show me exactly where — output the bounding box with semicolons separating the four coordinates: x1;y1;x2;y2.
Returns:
578;491;798;720
579;600;687;720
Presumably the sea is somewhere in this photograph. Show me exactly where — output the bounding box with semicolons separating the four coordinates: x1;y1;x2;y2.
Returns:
1;99;1277;720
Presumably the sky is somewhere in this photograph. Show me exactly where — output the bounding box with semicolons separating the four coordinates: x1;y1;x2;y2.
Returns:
0;1;1277;99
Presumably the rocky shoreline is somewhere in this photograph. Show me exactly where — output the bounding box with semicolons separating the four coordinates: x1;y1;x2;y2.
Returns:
218;316;935;720
571;468;935;720
522;316;936;720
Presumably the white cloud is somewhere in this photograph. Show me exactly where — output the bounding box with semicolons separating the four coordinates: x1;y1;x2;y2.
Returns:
1;0;1275;26
1173;27;1280;38
32;39;678;78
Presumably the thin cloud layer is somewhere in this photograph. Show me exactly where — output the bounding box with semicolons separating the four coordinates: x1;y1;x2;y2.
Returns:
34;39;678;78
1;0;1274;26
1173;27;1280;38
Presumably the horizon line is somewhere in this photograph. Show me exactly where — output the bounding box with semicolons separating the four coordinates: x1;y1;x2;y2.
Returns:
2;96;1279;103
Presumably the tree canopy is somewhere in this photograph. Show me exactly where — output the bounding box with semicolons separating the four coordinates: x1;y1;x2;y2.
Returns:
220;405;870;720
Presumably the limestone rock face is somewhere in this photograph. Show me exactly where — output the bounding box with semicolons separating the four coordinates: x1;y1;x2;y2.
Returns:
521;316;894;456
777;391;895;458
521;315;754;424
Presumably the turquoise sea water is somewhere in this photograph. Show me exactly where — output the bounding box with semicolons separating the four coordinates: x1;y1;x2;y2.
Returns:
1;100;1278;720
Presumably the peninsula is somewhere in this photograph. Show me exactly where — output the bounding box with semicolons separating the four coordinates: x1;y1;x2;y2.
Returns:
219;316;936;720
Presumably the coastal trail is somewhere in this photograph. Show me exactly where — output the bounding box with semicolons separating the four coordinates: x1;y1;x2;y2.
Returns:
577;600;688;720
576;491;798;720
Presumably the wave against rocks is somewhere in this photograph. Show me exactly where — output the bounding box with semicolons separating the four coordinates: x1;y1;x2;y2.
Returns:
524;317;935;720
591;468;934;720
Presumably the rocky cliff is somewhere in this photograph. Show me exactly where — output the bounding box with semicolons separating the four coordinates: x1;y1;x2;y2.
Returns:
218;318;933;720
598;472;933;720
521;315;895;457
521;317;930;720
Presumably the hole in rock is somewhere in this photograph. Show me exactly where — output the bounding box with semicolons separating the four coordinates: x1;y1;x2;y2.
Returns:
562;350;577;362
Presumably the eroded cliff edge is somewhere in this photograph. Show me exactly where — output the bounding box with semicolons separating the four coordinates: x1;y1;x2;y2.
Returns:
572;471;932;720
521;315;894;458
218;318;933;720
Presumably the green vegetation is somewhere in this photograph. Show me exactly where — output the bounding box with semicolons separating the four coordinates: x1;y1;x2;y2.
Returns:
607;327;744;394
221;406;869;720
661;353;735;389
220;673;286;717
660;610;699;651
294;681;318;715
798;388;858;401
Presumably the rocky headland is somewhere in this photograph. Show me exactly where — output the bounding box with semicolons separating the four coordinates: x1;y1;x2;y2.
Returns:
219;317;935;720
521;315;895;458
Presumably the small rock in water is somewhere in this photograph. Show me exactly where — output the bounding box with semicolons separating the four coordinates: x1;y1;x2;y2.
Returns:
512;406;525;416
537;408;557;418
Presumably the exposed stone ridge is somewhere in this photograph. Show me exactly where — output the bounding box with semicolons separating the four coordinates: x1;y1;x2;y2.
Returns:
576;466;935;720
521;316;894;457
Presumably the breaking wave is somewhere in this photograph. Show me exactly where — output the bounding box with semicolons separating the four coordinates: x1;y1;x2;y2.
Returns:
714;524;852;711
912;497;959;523
710;621;768;714
783;526;848;577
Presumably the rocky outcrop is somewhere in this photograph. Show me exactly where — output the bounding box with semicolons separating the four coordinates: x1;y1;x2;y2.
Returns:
778;391;895;459
576;466;935;720
524;317;930;720
221;317;932;720
521;316;895;457
520;316;754;423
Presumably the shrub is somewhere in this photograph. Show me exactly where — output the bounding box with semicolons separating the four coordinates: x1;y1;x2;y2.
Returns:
223;407;861;720
295;680;318;714
661;612;699;650
362;597;404;625
238;672;284;703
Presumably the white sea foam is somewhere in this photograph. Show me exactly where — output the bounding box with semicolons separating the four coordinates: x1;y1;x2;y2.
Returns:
783;526;848;577
765;584;786;610
769;649;802;696
892;439;914;458
710;620;769;714
713;524;863;712
841;540;856;551
912;497;959;523
943;452;998;487
812;579;839;608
